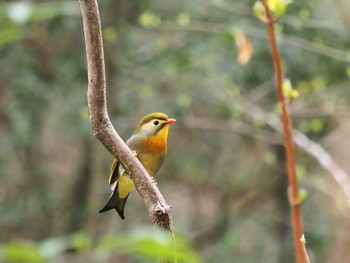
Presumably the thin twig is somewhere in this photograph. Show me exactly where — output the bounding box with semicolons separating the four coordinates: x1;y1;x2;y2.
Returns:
300;235;311;263
154;21;350;63
261;1;304;263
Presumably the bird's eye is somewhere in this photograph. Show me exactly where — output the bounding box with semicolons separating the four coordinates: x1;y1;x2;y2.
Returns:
153;120;159;125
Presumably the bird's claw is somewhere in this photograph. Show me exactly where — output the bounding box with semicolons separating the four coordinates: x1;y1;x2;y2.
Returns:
151;177;157;185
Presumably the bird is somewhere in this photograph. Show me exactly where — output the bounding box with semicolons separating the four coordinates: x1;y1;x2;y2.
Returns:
99;112;176;219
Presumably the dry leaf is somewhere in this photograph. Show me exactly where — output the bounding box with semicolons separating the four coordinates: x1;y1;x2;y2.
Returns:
235;31;253;65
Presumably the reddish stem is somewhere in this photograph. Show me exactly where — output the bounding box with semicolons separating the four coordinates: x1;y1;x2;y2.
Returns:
261;1;304;263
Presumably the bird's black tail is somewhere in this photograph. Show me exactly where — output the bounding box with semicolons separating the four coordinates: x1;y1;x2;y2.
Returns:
99;187;129;220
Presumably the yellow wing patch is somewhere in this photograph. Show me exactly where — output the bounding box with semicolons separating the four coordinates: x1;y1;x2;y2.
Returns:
108;159;119;184
118;173;135;198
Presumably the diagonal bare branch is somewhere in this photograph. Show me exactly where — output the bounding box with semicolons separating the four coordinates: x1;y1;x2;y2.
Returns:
78;0;175;233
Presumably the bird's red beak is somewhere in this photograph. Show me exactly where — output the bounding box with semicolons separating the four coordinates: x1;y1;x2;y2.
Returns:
166;118;176;125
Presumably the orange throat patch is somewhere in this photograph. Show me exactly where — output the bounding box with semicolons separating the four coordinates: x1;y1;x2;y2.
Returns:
141;126;169;153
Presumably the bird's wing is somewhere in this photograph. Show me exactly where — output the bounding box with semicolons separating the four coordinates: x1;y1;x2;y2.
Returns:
108;139;135;186
108;158;120;185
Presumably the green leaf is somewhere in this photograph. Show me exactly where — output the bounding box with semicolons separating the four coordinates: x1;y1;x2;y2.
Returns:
3;242;46;263
139;11;161;28
103;27;118;43
252;1;265;21
253;0;293;20
310;119;324;134
70;232;92;251
298;188;308;204
177;13;191;26
97;228;205;263
268;0;293;17
282;78;300;99
346;66;350;78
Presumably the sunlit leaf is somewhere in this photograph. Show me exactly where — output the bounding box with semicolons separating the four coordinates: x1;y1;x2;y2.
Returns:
139;11;161;28
3;242;46;263
298;188;308;204
253;0;293;20
177;13;190;26
103;27;118;43
97;228;205;263
310;119;324;133
70;232;92;251
346;66;350;78
298;118;325;134
282;78;300;99
267;0;293;17
252;1;265;21
0;20;25;48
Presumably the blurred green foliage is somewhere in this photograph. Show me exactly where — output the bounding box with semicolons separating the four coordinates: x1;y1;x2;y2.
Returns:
1;0;350;262
0;229;203;263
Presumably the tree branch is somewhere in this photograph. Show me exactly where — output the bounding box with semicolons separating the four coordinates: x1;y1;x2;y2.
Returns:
261;1;304;263
78;0;175;232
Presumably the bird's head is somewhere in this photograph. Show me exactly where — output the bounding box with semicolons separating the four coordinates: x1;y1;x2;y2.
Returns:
134;112;176;138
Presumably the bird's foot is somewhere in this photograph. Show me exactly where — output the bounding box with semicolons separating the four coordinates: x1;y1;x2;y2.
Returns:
150;177;157;185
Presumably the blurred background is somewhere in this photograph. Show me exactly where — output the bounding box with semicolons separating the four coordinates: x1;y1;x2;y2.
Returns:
1;0;350;262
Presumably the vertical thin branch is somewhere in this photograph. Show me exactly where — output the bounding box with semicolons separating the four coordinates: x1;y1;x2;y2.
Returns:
261;1;304;263
79;0;175;234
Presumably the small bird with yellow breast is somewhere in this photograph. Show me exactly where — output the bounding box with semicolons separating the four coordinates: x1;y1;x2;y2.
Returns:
99;112;176;219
